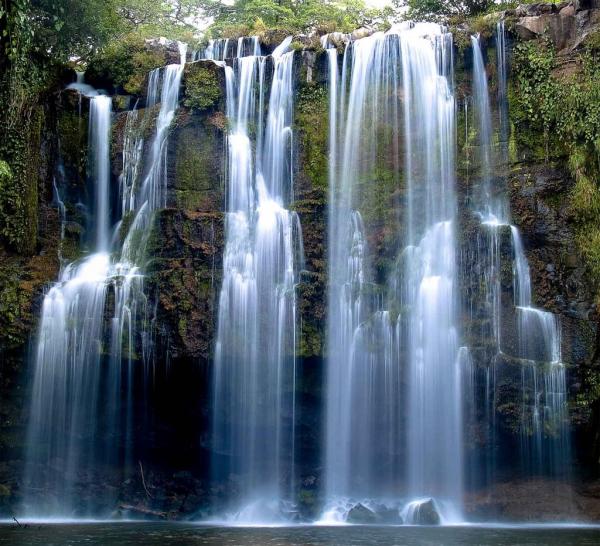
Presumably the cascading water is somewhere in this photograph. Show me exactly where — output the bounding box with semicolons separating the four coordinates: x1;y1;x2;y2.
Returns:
401;27;460;522
198;36;261;61
470;32;570;481
323;23;462;523
23;95;113;517
20;22;576;525
211;36;303;522
22;44;187;517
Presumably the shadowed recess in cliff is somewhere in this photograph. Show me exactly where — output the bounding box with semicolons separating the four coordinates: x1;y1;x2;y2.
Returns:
22;44;187;518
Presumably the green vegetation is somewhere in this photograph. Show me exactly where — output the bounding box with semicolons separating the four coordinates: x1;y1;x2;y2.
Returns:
295;82;328;192
184;66;221;111
86;34;168;94
399;0;492;22
511;35;600;302
208;0;391;38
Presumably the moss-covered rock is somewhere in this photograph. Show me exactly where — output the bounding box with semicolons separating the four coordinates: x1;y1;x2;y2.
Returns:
295;81;328;193
168;107;226;213
183;61;223;113
0;106;44;255
146;210;224;362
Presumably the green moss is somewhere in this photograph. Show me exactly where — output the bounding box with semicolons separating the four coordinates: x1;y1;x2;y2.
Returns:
87;33;167;95
297;488;319;518
173;121;221;213
470;15;495;39
184;66;221;112
176;135;211;191
452;29;471;55
0;161;13;189
58;111;87;181
0;106;43;254
119;211;136;244
510;36;600;301
583;27;600;54
295;82;328;191
0;263;24;347
173;190;206;210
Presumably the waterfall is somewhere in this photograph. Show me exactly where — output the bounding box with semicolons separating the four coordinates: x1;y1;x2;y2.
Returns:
21;24;576;524
23;96;113;517
496;21;509;149
323;23;461;522
89;97;112;251
199;37;261;61
470;33;570;482
211;37;302;522
23;44;187;517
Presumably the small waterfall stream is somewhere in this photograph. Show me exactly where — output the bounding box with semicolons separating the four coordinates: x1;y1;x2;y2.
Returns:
24;96;114;517
23;45;187;517
470;31;570;482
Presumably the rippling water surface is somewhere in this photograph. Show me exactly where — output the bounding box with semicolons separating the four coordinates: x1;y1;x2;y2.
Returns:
2;523;600;546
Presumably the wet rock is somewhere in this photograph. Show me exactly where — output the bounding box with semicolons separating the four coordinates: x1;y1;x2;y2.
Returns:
147;209;224;362
322;32;350;49
301;51;317;83
411;499;440;525
372;504;403;524
560;4;576;16
485;479;600;522
297;488;319;520
347;503;381;524
516;3;561;16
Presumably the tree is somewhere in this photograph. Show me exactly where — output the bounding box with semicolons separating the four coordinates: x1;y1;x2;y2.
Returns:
27;0;217;62
394;0;492;22
208;0;390;37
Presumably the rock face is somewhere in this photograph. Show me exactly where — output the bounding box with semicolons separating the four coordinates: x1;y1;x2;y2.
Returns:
1;5;600;521
512;1;600;50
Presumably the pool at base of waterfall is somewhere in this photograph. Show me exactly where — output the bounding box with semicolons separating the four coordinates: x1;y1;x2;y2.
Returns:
1;523;599;545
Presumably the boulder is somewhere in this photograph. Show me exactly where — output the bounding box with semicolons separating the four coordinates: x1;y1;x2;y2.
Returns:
374;504;403;524
347;503;380;524
325;32;350;49
411;499;440;525
514;13;576;49
560;4;576;16
351;27;374;41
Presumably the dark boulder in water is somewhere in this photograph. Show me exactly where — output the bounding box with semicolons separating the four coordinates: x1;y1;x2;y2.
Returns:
411;499;440;525
347;503;380;524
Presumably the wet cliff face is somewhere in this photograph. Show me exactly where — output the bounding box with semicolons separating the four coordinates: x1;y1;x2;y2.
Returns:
2;6;600;519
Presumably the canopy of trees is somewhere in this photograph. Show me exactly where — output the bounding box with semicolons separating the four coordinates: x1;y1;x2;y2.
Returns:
399;0;493;22
207;0;392;37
